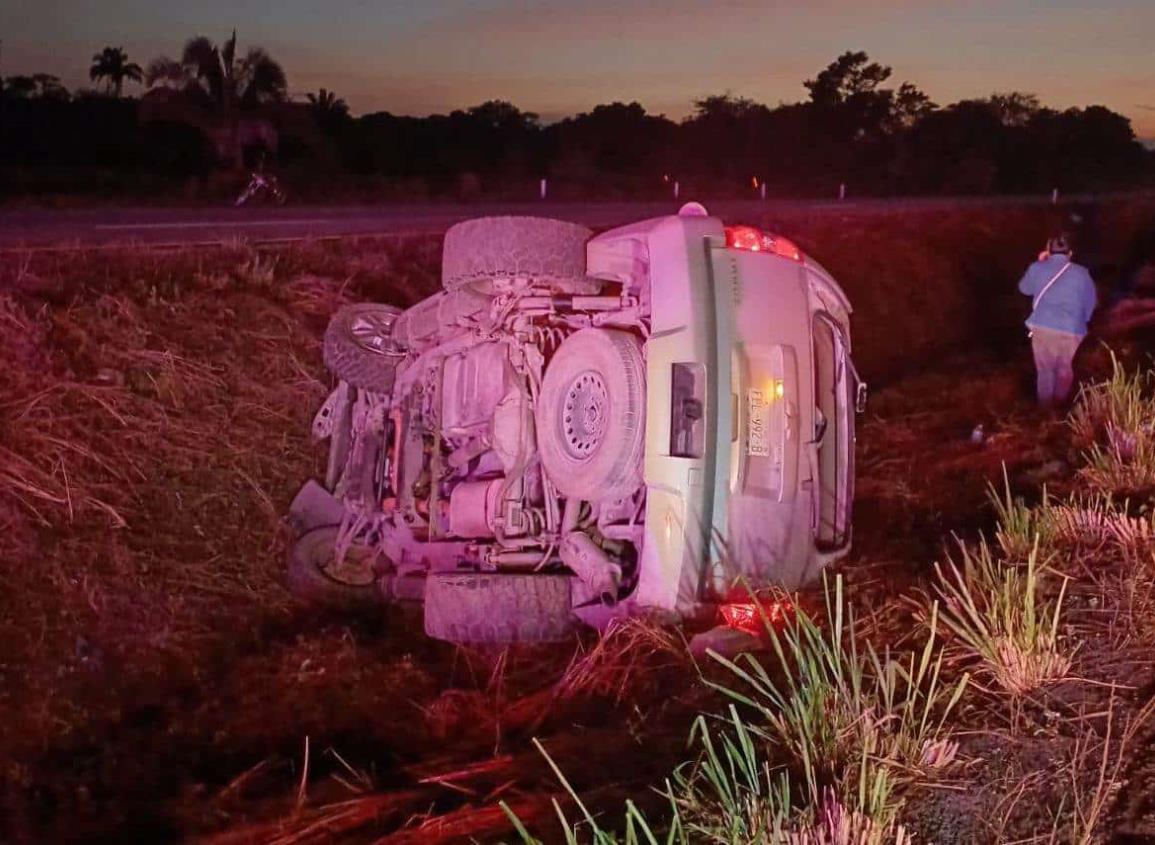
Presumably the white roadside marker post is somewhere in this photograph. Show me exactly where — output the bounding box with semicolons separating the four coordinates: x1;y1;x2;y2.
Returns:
540;178;547;200
839;183;846;201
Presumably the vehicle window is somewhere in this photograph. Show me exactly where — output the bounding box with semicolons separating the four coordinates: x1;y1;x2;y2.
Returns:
813;313;851;550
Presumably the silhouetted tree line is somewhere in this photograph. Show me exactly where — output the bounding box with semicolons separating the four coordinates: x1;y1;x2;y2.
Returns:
1;47;1150;199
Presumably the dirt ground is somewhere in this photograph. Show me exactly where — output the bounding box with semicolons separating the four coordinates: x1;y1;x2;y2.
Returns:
2;202;1154;843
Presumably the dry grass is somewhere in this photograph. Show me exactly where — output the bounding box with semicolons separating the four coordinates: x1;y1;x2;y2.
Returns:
1;260;324;657
784;792;916;845
1057;692;1155;845
1042;496;1155;560
555;616;686;704
0;236;443;838
239;621;692;844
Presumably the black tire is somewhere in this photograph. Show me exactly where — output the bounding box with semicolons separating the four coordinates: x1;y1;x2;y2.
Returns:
323;303;403;393
423;572;576;643
536;328;646;502
287;526;383;610
441;216;600;295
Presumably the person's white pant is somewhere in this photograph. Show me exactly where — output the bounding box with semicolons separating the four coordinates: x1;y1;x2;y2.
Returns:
1030;327;1083;406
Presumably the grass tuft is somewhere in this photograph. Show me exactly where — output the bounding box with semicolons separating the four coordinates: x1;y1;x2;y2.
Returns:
1070;351;1155;494
708;576;966;821
989;466;1048;562
1069;350;1152;447
929;538;1070;695
234;250;280;290
510;576;962;843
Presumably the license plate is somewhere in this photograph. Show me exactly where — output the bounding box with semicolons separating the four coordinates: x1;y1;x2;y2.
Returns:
747;389;770;457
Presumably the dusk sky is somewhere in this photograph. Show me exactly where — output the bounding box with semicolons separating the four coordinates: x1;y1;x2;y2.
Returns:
4;0;1154;139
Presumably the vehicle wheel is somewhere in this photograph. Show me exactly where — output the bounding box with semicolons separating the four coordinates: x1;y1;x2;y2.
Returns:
423;572;576;643
323;303;403;393
536;328;645;501
441;216;600;295
287;525;383;610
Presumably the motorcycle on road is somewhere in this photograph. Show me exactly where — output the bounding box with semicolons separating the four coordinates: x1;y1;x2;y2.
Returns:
235;169;287;207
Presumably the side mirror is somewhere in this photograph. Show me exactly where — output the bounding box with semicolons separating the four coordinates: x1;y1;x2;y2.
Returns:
855;382;869;415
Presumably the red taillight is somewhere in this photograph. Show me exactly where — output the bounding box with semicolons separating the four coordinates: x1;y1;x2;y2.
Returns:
719;602;759;635
768;235;801;261
719;596;793;637
724;225;802;262
725;225;765;252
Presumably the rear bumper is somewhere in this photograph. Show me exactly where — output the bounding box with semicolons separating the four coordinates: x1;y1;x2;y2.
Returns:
633;215;722;614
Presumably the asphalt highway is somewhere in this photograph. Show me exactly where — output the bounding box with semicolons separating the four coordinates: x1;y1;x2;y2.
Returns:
0;194;1115;249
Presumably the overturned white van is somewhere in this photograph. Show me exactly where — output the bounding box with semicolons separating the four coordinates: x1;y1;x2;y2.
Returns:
290;204;863;642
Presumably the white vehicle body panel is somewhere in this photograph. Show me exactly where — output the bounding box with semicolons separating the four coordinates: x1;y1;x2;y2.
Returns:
588;210;857;618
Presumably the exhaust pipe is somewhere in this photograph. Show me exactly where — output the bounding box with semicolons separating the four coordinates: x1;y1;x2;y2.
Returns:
560;531;622;606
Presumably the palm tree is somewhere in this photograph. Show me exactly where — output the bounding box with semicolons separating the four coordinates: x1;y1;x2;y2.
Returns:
146;31;286;115
89;47;143;97
307;88;349;132
145;31;287;170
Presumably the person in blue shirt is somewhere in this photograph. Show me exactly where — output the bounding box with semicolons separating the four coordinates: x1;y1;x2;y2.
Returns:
1018;235;1097;408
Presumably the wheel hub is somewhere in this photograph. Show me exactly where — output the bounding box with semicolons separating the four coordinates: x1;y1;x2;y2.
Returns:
562;371;608;460
349;311;401;357
320;545;377;587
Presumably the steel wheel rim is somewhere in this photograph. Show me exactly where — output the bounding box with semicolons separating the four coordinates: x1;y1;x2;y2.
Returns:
319;544;377;587
348;310;399;356
561;370;608;460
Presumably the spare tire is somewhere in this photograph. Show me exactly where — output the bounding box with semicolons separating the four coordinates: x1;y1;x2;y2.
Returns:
441;216;600;295
323;303;403;393
423;571;576;643
536;328;646;502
